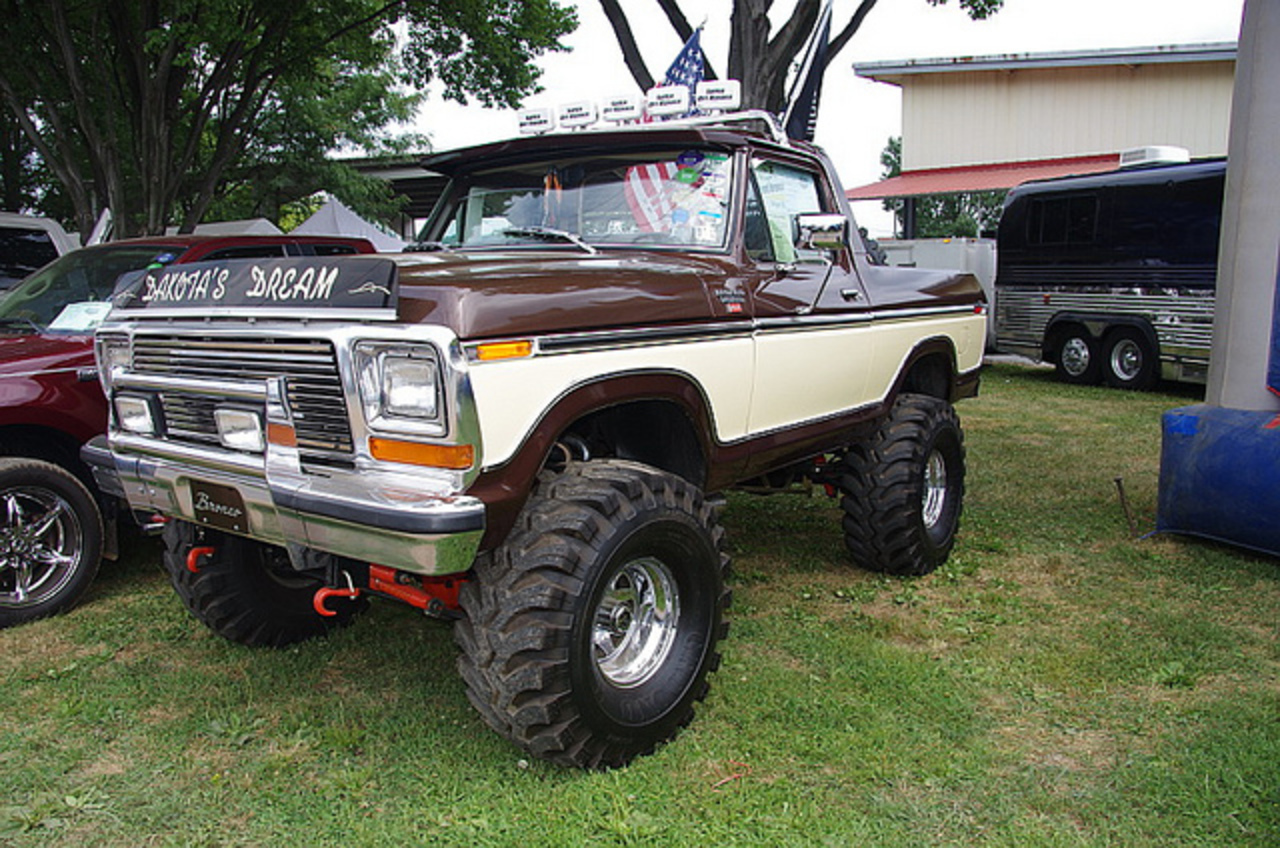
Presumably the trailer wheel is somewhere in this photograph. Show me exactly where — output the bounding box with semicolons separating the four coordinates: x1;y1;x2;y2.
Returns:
162;521;364;647
1051;327;1101;385
455;460;730;769
1102;327;1158;390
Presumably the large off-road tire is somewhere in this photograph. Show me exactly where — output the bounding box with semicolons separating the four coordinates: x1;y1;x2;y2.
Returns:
1102;326;1158;391
1051;326;1102;385
836;394;965;576
455;460;730;769
162;520;364;647
0;458;103;627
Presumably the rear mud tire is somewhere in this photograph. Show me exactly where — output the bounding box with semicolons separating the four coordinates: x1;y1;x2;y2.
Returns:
162;521;364;647
836;394;965;576
0;458;103;627
455;460;730;769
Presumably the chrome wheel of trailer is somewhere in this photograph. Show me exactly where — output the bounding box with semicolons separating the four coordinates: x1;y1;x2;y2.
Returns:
1103;327;1158;391
1060;337;1093;377
1051;327;1102;385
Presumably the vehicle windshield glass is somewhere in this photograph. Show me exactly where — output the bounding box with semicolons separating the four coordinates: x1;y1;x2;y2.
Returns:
0;244;172;331
431;148;734;250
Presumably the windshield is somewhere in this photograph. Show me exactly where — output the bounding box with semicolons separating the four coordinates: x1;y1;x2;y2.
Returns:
0;244;173;331
430;148;734;250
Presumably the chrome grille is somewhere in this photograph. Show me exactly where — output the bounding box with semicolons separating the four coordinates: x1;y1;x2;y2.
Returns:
132;336;353;455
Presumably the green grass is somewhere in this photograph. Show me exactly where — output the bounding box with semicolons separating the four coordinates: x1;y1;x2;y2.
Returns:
1;362;1277;846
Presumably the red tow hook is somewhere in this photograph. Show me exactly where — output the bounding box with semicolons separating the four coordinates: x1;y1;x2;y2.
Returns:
313;572;360;617
186;546;216;573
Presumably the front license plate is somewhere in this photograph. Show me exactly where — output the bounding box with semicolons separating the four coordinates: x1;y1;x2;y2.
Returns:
190;479;248;533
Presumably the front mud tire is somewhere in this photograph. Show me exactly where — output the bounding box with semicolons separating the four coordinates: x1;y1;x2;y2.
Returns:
455;460;730;769
162;521;364;647
837;394;966;576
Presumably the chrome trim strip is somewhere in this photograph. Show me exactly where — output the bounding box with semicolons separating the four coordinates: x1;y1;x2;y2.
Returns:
482;303;974;358
0;365;91;380
531;321;754;356
113;306;397;322
115;372;268;401
110;431;266;478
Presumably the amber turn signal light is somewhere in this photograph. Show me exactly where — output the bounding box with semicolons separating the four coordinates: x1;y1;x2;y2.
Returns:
267;422;297;447
369;437;475;470
475;339;533;361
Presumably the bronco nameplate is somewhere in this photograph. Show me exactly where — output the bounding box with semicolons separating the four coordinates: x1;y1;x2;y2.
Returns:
112;257;398;315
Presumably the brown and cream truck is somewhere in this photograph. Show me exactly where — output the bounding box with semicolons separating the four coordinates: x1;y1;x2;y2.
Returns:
90;112;986;768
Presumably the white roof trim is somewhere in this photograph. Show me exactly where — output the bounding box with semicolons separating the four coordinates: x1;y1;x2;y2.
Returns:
855;41;1237;82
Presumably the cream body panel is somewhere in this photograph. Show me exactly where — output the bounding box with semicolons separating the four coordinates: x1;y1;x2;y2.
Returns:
748;312;984;433
468;311;983;469
467;337;755;469
748;326;871;433
867;314;984;401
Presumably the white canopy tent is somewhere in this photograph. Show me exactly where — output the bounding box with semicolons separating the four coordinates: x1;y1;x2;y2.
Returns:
294;197;407;252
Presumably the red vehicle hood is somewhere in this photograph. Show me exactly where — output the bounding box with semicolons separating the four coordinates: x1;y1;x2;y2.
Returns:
0;332;94;374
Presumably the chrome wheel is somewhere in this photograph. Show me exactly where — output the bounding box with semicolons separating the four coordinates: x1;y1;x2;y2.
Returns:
921;448;948;530
1061;336;1092;377
592;556;680;688
1110;338;1143;381
0;485;85;609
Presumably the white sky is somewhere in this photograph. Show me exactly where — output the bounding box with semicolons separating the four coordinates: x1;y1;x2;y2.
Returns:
409;0;1245;235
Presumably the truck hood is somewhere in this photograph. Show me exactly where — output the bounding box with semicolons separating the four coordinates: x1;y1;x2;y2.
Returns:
0;332;94;375
392;249;734;339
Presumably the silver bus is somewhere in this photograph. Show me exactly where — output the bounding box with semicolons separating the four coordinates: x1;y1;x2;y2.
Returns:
994;158;1225;389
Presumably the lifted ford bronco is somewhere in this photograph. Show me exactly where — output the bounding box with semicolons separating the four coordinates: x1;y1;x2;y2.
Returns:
92;113;985;768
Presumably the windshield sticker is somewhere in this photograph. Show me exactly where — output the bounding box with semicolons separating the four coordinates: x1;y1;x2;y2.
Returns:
48;301;112;332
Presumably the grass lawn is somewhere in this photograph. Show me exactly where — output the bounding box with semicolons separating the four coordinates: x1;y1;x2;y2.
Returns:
1;361;1277;846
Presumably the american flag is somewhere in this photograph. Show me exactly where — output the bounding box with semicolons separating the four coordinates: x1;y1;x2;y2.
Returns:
663;28;705;116
624;162;680;232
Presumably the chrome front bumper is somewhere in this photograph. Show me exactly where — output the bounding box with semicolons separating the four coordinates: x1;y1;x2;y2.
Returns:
100;432;485;577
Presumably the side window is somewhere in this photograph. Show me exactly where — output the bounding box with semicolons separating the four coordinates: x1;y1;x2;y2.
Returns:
309;244;361;256
743;175;773;262
749;159;827;263
203;245;287;261
1027;194;1098;245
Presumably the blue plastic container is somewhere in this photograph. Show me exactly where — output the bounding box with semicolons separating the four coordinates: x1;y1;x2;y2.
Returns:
1158;404;1280;557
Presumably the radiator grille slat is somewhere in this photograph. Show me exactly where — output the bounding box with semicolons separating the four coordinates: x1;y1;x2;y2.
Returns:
133;336;353;456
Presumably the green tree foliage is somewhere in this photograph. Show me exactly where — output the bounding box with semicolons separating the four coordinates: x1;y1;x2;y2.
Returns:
880;136;1004;238
0;0;575;238
602;0;1002;112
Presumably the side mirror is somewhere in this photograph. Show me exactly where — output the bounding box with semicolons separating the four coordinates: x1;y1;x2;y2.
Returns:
794;213;849;251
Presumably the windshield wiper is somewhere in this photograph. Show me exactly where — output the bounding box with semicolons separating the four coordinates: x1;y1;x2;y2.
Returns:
0;317;41;333
402;241;454;253
501;226;597;255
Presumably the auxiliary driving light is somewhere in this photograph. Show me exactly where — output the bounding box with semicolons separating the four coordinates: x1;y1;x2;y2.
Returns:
214;407;265;453
114;395;156;435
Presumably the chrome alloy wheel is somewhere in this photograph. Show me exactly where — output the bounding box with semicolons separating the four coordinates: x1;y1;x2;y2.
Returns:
0;485;85;608
1110;338;1144;381
1061;337;1092;377
592;557;681;688
921;448;948;530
